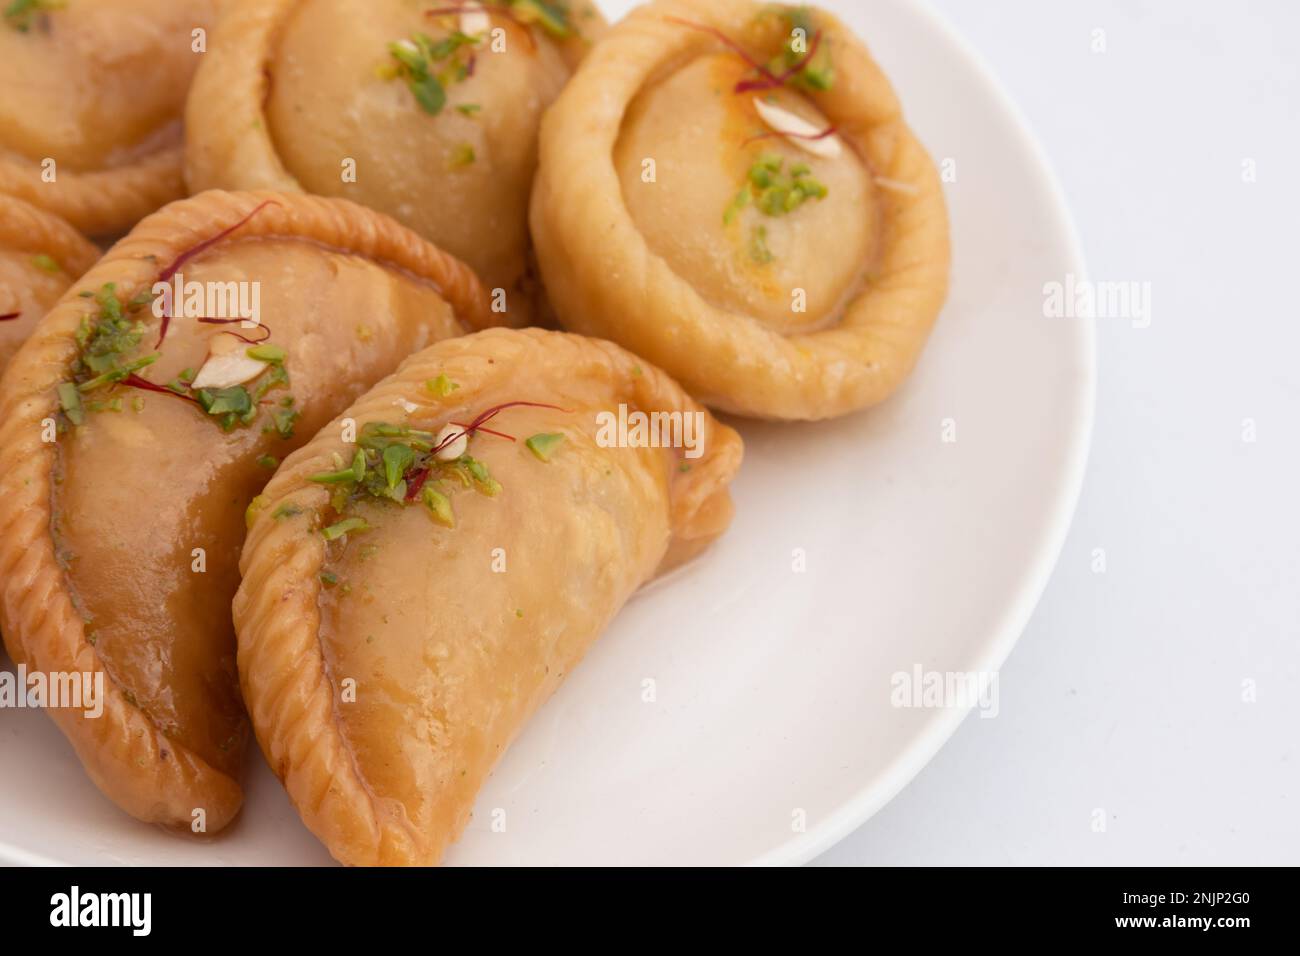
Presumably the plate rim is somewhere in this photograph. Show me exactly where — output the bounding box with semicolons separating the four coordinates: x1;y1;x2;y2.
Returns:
751;0;1097;867
0;0;1095;869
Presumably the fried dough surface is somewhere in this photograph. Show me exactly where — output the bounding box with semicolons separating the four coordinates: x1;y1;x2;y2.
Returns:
532;0;950;419
0;191;489;830
186;0;605;325
0;0;222;236
0;195;99;374
235;328;742;865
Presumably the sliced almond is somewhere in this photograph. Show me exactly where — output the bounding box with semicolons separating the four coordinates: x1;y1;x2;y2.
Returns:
191;335;268;390
752;98;842;159
460;3;491;37
434;424;468;461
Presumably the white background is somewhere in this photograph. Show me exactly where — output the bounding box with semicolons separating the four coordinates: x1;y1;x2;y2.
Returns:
816;0;1300;865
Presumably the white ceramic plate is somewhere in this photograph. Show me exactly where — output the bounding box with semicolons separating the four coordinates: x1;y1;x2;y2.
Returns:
0;0;1092;866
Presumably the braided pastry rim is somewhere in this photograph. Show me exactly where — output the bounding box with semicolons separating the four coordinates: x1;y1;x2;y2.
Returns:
0;189;492;832
0;145;187;239
0;194;100;277
530;0;952;421
233;326;743;865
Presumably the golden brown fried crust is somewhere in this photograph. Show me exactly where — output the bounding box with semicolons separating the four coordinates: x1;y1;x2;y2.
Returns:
0;194;100;278
0;195;100;372
184;0;608;330
0;190;492;832
234;328;742;865
0;147;186;241
531;0;951;420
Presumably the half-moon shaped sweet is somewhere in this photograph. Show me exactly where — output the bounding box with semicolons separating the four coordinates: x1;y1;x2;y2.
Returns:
233;327;742;865
185;0;606;326
531;0;951;420
0;0;222;237
0;190;490;831
0;195;99;375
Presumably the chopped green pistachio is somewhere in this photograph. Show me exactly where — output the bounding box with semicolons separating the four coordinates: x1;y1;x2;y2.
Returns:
273;503;303;519
319;571;340;589
196;385;255;430
680;461;693;473
257;455;279;470
409;72;447;115
775;7;835;92
515;608;524;618
723;184;752;226
245;494;270;528
735;154;828;227
510;0;573;38
456;103;481;115
31;253;60;274
450;143;476;168
4;0;64;33
77;352;158;393
246;343;286;363
269;406;299;439
749;225;774;265
525;432;565;462
389;38;426;73
385;28;482;117
322;517;369;541
57;382;84;426
311;450;367;484
462;456;502;496
383;443;415;490
427;374;459;397
131;396;145;413
421;486;455;527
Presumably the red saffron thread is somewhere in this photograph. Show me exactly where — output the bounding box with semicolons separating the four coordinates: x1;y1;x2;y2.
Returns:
663;16;780;85
198;317;273;345
122;373;200;405
452;421;515;441
0;312;20;322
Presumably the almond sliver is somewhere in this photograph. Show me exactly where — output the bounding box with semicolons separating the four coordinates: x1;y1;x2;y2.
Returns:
191;351;269;390
753;98;843;159
460;4;490;36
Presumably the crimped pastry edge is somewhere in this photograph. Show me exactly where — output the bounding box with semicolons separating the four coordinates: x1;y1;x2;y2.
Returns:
0;189;492;832
233;327;742;865
531;0;952;420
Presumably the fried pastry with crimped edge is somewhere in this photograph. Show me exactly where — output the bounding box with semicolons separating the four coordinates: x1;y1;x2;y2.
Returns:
0;0;223;237
531;0;950;420
0;195;100;375
185;0;606;327
0;189;490;832
234;327;742;865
